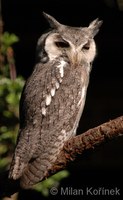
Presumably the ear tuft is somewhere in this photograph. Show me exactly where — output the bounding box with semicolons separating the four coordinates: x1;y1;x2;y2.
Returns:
89;18;103;37
43;12;61;29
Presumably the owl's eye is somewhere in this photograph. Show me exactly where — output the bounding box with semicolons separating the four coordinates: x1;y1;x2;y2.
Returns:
82;42;90;50
55;41;69;48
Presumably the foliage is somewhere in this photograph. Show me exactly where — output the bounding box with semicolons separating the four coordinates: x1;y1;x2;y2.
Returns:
0;32;24;173
0;31;23;172
0;77;24;171
0;32;19;79
34;170;69;196
0;32;19;55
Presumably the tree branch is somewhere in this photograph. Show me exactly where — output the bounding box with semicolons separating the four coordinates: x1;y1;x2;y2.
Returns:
46;115;123;176
0;116;123;198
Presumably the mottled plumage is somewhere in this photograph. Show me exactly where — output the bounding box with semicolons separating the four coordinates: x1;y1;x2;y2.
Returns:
9;12;102;188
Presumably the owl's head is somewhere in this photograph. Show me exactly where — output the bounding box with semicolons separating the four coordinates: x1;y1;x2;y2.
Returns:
37;12;102;67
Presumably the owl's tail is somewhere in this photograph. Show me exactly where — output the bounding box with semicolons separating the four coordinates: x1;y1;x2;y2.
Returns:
8;155;27;180
9;128;40;182
19;157;52;189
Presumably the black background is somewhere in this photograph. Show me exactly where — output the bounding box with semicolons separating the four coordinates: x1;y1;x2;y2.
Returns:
2;0;123;199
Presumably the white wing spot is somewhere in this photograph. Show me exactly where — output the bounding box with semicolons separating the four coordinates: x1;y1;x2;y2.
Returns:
33;119;38;125
55;81;60;89
57;60;67;78
46;94;52;106
51;87;55;97
61;129;66;134
42;107;46;116
57;135;63;141
59;78;62;83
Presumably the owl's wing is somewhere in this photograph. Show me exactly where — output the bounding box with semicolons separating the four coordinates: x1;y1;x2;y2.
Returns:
9;63;50;180
9;60;87;188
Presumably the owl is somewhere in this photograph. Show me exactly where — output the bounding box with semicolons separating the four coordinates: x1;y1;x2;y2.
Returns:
9;12;102;188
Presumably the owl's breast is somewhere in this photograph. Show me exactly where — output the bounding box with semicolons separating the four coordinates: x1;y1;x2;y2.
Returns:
39;61;89;134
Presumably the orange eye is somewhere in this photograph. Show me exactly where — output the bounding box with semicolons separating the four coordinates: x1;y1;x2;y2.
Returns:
83;42;90;50
55;41;69;48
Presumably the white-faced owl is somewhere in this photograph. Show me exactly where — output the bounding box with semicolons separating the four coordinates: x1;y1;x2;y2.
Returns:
9;12;102;188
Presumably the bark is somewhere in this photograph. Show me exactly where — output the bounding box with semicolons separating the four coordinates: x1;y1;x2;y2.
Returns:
0;116;123;198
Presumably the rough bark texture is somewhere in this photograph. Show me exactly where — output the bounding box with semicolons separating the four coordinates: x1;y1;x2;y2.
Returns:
0;116;123;198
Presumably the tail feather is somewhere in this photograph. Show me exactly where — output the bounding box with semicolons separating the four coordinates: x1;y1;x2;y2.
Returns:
20;157;52;189
9;156;27;180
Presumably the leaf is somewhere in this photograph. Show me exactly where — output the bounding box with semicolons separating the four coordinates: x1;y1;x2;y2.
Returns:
0;144;8;154
0;157;10;170
1;32;19;46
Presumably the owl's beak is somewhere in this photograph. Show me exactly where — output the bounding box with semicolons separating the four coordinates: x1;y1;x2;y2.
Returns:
72;55;77;65
69;50;80;65
67;46;81;65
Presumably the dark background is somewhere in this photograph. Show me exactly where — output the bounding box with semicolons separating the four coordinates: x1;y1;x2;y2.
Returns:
2;0;123;199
